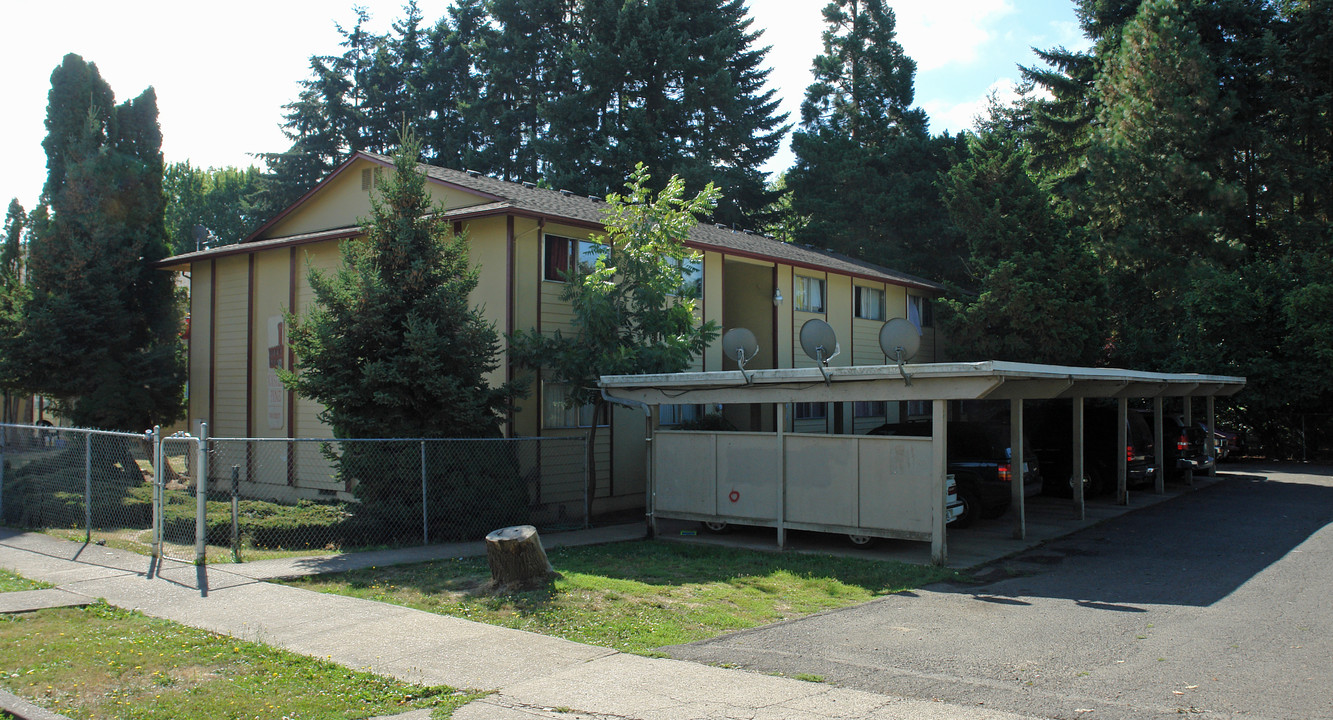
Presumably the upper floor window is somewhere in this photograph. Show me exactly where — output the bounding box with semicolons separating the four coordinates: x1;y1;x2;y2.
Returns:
675;256;703;298
544;235;603;281
908;293;934;329
793;275;825;313
854;286;885;321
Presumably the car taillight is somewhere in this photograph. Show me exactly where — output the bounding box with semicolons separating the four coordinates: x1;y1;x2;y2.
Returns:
998;463;1012;482
1177;434;1189;451
1127;445;1135;462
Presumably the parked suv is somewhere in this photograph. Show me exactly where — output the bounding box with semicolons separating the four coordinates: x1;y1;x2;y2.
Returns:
1028;403;1156;498
1135;412;1216;481
867;421;1040;528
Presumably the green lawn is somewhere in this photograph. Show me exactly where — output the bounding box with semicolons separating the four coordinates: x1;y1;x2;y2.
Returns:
0;602;478;720
286;540;964;654
0;568;52;593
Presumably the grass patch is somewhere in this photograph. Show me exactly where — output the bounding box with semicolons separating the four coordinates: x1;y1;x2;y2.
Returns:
286;540;963;654
793;673;826;683
0;569;52;593
0;602;478;719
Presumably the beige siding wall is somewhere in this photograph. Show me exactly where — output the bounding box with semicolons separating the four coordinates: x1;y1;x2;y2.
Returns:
463;215;510;392
826;273;852;367
699;250;724;372
250;248;292;438
212;255;249;438
292;241;342;438
188;262;214;434
265;158;500;239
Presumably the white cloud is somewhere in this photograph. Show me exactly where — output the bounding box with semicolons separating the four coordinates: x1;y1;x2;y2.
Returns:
891;0;1016;71
921;77;1026;135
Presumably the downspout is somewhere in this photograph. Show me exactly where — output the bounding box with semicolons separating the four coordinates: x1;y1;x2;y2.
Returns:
601;388;654;538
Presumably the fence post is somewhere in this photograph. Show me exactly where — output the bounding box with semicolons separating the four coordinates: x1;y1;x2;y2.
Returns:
231;465;241;563
151;426;162;560
195;423;208;564
420;440;429;546
84;431;92;543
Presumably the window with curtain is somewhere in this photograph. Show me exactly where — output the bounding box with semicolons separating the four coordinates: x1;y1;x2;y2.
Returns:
855;286;885;320
854;401;887;418
793;402;827;420
793;275;825;313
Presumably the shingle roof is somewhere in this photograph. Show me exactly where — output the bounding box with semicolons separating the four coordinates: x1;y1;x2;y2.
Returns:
162;151;945;292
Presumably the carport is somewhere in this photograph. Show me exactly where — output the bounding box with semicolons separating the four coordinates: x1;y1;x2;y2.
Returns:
600;361;1245;565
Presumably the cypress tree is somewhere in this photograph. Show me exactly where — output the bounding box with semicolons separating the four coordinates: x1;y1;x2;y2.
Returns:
13;57;184;429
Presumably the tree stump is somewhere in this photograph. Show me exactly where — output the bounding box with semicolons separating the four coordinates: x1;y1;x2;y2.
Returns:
484;525;558;588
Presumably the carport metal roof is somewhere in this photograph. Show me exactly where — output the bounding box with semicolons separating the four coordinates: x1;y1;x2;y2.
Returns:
599;360;1245;405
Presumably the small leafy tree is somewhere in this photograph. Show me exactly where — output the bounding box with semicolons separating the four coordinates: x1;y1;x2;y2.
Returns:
510;164;721;519
283;136;519;537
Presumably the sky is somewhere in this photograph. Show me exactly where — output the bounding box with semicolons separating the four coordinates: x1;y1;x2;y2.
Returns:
1;0;1090;216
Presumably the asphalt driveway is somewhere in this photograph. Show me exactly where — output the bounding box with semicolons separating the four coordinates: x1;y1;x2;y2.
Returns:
665;464;1333;720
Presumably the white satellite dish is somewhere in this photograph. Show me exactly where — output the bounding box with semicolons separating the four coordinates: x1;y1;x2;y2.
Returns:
799;319;840;384
721;327;760;383
879;317;920;385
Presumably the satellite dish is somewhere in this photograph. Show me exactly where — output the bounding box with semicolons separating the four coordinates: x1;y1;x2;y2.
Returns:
879;317;921;385
721;327;760;383
799;319;840;385
879;318;920;362
799;319;839;365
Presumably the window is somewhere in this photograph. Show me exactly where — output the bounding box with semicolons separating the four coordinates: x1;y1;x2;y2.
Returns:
659;404;701;426
854;401;887;418
544;235;604;281
908;293;934;329
678;256;703;297
793;402;827;420
906;400;930;419
854;286;885;320
793;275;825;313
542;383;605;428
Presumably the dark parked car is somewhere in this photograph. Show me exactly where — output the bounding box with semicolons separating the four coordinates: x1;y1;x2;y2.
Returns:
1136;412;1216;480
867;421;1040;528
1029;403;1156;498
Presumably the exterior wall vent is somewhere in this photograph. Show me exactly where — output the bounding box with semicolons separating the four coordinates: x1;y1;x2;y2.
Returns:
361;169;372;191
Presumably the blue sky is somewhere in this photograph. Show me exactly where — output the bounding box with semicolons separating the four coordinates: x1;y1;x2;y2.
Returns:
2;1;1089;216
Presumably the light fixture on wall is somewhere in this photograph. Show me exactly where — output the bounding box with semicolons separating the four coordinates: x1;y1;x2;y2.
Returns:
773;289;783;306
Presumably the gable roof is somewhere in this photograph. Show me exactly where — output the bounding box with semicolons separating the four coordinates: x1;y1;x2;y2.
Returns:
160;151;945;293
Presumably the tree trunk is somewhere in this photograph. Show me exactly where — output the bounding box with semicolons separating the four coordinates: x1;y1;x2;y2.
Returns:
484;524;558;588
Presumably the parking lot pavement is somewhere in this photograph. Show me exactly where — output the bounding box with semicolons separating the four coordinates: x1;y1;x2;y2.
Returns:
665;464;1333;720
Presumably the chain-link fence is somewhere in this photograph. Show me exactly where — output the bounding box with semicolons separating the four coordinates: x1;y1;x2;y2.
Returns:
0;423;164;557
1;423;588;564
205;436;587;561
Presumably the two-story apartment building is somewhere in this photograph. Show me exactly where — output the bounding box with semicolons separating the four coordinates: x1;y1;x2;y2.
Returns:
159;152;945;513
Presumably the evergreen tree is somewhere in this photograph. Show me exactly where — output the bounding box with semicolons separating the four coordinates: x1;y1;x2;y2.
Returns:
939;128;1109;365
419;0;494;171
1;200;23;281
510;165;720;519
788;0;964;285
542;0;787;226
10;56;185;429
283;136;513;442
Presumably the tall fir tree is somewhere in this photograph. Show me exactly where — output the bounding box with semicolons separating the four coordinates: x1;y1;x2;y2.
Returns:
9;55;184;429
787;0;964;285
939;128;1109;366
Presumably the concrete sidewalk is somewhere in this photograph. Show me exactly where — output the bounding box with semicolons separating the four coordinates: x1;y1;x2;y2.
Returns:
0;527;1042;720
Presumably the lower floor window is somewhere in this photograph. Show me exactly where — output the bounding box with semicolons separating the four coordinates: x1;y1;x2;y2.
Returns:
854;401;887;418
543;383;605;429
793;402;827;420
659;404;701;426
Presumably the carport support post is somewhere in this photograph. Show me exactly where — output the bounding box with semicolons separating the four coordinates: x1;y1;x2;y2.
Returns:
1116;397;1129;506
1154;397;1166;494
1072;397;1085;521
776;402;787;549
1206;396;1216;476
931;399;948;565
1010;399;1025;540
646;406;658;538
1183;398;1194;487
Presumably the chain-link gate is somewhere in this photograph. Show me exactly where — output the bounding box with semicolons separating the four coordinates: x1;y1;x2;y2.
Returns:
156;430;205;563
